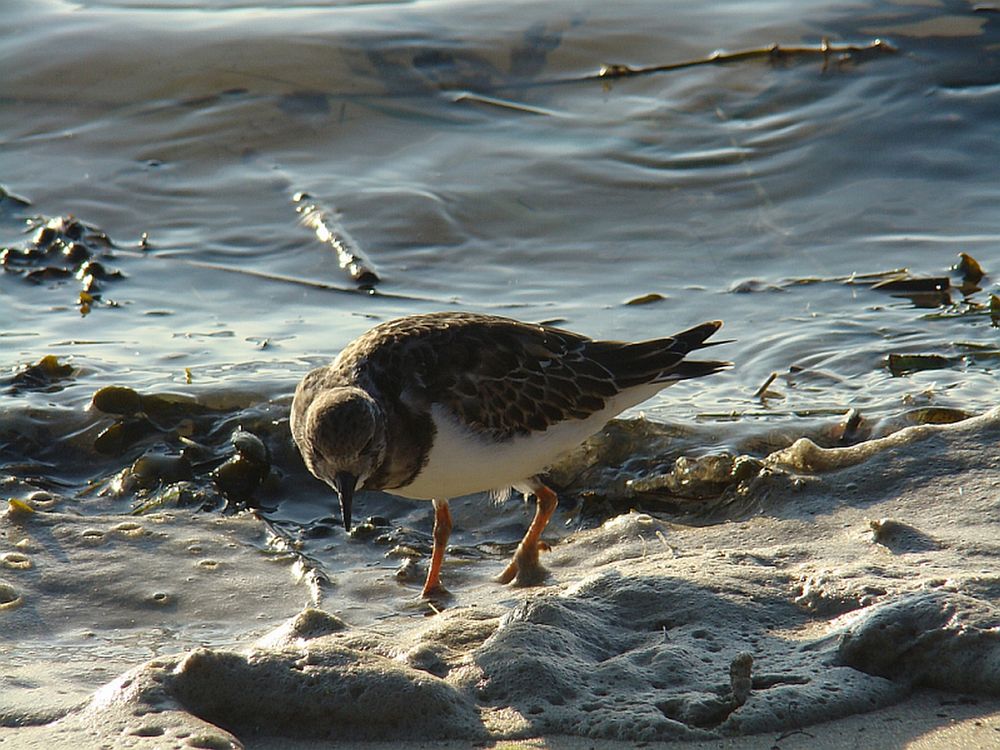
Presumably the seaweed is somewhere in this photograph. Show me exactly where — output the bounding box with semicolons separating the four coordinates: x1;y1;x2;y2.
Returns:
78;384;294;514
212;429;271;502
625;293;667;306
887;353;952;377
953;252;985;288
5;355;75;394
0;215;124;314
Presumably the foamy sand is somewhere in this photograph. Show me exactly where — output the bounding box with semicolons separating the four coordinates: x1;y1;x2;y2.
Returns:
4;408;1000;749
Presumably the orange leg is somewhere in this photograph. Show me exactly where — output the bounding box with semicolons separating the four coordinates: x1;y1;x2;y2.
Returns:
496;483;558;587
421;498;452;598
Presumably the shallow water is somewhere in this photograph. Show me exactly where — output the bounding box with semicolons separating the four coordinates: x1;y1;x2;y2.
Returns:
2;0;1000;737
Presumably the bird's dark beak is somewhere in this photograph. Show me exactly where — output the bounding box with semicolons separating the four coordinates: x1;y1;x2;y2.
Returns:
332;471;357;532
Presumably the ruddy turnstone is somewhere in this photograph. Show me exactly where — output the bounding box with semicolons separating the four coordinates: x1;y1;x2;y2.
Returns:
291;311;728;597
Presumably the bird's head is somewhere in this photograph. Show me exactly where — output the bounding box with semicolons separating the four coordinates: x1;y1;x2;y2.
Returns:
292;384;387;532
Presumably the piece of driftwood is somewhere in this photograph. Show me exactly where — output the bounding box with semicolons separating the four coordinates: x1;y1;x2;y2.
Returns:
752;371;779;399
294;192;380;286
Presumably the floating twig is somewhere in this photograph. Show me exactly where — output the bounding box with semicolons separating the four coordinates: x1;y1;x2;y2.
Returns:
589;38;897;81
174;259;431;301
293;192;380;286
452;91;556;116
836;408;865;445
113;248;428;302
752;371;778;399
839;268;910;285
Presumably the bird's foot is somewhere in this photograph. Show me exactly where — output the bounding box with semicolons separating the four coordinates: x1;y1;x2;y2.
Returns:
496;541;549;587
416;582;452;614
420;579;451;600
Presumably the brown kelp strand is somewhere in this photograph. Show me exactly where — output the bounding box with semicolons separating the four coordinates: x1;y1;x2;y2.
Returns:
733;255;995;317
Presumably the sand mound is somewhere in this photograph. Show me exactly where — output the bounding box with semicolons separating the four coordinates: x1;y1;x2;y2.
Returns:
839;591;1000;693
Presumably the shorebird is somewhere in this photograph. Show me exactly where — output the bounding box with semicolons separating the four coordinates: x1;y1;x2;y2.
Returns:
290;312;728;598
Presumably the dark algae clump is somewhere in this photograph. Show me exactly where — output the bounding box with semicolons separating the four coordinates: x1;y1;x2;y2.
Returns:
1;215;125;315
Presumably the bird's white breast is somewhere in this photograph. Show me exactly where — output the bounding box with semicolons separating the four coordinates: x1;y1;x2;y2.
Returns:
386;383;668;501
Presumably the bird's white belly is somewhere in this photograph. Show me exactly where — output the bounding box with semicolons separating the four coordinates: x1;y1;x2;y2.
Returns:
388;385;666;501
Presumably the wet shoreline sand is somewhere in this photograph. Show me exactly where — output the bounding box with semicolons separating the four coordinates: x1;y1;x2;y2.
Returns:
7;697;1000;750
4;408;1000;748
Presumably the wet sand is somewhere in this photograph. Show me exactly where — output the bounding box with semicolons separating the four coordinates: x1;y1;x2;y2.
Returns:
4;408;1000;748
7;697;1000;749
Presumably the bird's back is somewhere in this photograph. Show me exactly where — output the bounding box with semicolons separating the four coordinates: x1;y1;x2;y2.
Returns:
339;312;727;439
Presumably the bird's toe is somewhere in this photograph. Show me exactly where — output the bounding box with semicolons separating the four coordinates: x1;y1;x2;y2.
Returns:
497;543;549;587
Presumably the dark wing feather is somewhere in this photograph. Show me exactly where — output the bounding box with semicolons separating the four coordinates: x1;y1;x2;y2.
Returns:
346;313;726;440
585;320;729;388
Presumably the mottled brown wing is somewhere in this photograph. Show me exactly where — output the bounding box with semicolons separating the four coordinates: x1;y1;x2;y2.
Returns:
433;321;620;437
354;313;724;440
